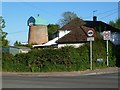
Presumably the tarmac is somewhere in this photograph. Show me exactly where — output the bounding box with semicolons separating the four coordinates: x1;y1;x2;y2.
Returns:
1;67;119;77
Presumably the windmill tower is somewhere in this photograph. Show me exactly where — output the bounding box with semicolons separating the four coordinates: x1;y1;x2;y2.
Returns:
27;15;48;45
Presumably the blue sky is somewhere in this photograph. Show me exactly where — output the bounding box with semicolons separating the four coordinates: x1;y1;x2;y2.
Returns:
2;2;119;45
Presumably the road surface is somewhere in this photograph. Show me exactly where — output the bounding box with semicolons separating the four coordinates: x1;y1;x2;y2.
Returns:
2;73;118;88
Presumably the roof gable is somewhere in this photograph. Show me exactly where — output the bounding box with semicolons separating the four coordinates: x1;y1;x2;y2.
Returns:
56;18;101;44
56;26;87;43
60;17;86;31
56;26;101;44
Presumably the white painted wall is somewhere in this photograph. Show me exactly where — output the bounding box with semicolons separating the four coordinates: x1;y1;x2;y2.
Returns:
58;30;70;38
58;43;85;48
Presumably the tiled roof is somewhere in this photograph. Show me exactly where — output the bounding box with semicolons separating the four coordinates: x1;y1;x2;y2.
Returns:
56;26;88;43
60;17;86;31
56;18;101;44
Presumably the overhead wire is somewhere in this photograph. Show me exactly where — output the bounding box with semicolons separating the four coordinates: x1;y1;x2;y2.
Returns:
8;4;118;34
96;8;117;16
8;30;27;35
83;8;118;19
8;3;54;35
99;11;117;19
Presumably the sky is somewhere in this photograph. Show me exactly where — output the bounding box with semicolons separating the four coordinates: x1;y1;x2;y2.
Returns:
1;1;119;45
118;1;120;18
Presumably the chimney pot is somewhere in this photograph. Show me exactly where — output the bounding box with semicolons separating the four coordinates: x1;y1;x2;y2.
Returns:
93;16;97;21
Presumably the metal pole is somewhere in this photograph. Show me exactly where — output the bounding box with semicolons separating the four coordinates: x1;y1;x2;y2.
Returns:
90;41;92;70
93;10;97;16
106;40;109;66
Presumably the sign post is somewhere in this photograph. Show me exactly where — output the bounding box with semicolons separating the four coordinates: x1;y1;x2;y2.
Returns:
103;31;111;66
87;29;94;70
90;41;92;70
106;40;109;66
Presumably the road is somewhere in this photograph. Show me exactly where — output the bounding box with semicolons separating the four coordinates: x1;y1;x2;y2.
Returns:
2;73;118;88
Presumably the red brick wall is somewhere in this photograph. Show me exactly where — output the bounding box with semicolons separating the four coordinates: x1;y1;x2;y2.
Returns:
28;25;48;45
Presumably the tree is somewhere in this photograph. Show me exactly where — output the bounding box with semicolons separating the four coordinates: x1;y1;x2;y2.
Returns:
47;24;60;40
14;41;33;47
14;41;22;46
116;18;120;29
109;21;115;27
0;16;9;47
109;18;120;30
59;11;79;26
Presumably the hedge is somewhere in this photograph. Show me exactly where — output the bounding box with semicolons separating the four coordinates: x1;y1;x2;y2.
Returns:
2;40;118;72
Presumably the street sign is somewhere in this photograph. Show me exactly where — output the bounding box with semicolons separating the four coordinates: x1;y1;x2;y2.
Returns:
103;31;110;66
87;29;94;37
87;28;95;70
87;37;94;41
103;31;111;40
97;58;104;62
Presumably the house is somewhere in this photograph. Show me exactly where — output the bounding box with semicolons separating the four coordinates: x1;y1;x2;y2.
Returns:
2;46;31;56
33;18;101;48
84;16;120;45
55;18;100;48
33;16;120;48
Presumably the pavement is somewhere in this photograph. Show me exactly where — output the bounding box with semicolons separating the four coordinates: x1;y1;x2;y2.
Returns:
1;67;119;77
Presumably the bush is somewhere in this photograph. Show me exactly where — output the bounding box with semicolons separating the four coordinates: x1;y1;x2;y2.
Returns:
14;53;29;66
92;40;107;69
112;45;120;67
2;40;117;72
2;52;31;72
2;52;14;62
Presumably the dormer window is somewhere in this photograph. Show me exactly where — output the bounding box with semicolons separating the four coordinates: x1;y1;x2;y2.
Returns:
27;16;35;26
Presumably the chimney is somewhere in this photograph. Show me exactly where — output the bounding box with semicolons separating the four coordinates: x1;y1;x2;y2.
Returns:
93;16;97;21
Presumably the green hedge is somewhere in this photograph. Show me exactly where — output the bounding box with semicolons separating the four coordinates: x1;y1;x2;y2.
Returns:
2;40;117;72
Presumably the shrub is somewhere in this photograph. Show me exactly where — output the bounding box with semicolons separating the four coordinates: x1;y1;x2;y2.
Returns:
14;53;29;66
2;52;30;72
2;40;117;72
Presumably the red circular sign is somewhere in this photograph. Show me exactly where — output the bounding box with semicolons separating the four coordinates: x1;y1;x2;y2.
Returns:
87;29;94;37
